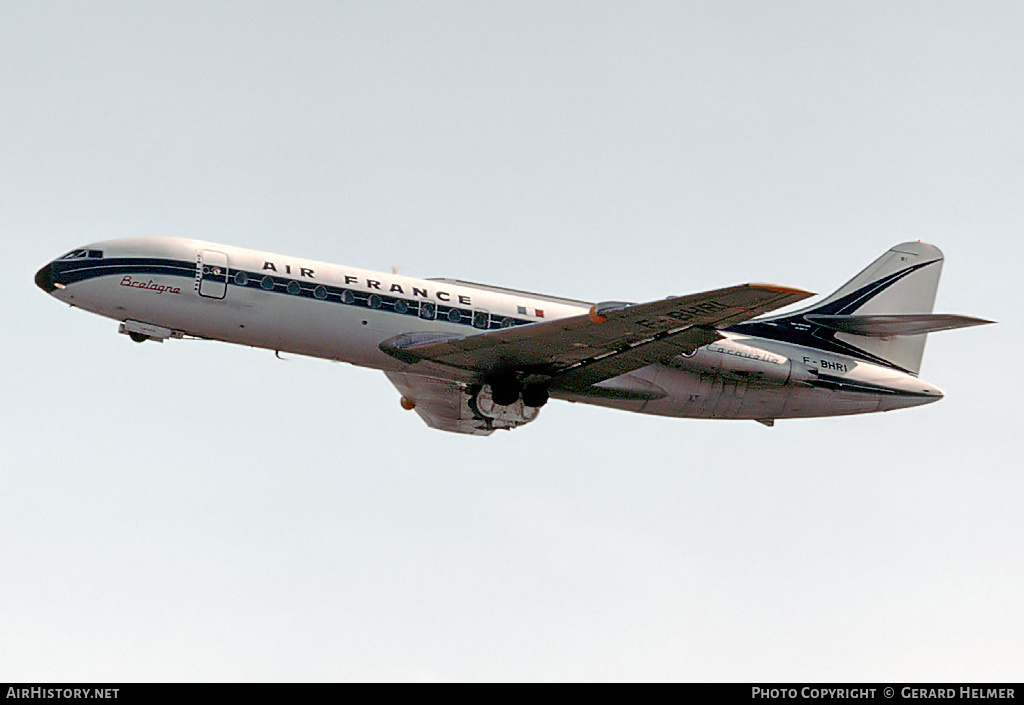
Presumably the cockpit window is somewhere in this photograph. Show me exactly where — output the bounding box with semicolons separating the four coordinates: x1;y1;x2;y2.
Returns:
60;249;104;260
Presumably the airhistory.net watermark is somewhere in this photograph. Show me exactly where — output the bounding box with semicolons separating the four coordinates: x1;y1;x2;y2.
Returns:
6;689;118;699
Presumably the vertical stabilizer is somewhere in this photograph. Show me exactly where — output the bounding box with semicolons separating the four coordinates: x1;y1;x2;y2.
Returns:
803;242;944;319
823;243;943;374
732;243;946;374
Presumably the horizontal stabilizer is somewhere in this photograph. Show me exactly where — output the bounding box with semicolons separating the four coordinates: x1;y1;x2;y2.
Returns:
732;242;991;374
804;314;993;337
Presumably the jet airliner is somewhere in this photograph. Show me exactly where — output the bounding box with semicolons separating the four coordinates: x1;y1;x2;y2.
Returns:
35;238;990;435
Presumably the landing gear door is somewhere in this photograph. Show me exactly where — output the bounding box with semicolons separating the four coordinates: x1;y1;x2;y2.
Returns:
198;250;228;299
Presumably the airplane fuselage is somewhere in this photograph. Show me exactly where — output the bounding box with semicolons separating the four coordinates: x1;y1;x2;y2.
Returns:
36;237;946;430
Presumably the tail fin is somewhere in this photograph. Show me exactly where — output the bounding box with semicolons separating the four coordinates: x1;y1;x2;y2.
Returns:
804;242;943;373
735;242;990;374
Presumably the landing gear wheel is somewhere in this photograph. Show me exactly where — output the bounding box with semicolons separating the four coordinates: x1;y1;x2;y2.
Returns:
128;332;150;343
489;379;520;406
521;384;549;408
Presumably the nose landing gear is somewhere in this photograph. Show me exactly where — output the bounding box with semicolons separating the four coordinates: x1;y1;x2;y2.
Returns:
118;320;183;343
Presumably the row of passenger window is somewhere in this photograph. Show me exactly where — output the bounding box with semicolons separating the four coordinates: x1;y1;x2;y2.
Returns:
231;270;517;329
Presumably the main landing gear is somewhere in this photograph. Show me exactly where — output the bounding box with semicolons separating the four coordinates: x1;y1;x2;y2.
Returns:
472;378;547;428
487;376;549;409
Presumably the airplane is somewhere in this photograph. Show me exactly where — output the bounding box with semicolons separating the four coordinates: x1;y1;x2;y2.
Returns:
34;238;991;435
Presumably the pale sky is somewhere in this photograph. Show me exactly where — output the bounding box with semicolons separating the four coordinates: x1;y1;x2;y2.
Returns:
2;1;1021;681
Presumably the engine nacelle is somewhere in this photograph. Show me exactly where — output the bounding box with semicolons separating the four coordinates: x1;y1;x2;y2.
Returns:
672;339;817;386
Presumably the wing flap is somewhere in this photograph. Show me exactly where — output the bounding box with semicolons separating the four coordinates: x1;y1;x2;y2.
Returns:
552;327;723;391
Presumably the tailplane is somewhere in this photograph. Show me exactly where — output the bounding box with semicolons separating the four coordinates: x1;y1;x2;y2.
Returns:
731;242;991;374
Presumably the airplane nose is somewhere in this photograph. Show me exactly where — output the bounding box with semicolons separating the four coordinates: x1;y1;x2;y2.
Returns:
35;263;57;293
34;261;69;293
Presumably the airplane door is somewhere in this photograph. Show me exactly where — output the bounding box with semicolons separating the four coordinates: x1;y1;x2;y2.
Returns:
198;250;228;299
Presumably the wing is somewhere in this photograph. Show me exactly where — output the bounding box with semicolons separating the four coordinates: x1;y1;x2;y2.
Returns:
381;283;813;391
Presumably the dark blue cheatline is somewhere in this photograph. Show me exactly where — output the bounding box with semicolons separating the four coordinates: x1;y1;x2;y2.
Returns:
230;267;535;330
51;257;195;286
51;255;536;332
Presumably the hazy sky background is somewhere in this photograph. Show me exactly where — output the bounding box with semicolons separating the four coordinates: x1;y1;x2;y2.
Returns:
2;1;1021;681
